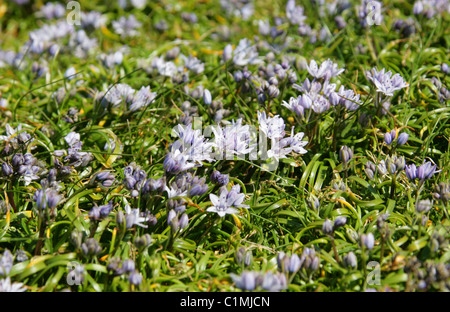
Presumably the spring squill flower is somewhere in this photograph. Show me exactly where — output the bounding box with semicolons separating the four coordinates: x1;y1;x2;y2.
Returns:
230;271;257;291
211;118;255;160
230;38;262;67
359;233;375;250
112;15;142;38
0;250;13;277
306;59;344;80
417;160;438;181
0;277;27;292
366;67;408;97
207;185;249;217
123;204;150;229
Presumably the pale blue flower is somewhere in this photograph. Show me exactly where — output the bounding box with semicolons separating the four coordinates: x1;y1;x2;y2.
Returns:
207;185;248;217
0;277;27;292
112;15;142;38
366;67;408;97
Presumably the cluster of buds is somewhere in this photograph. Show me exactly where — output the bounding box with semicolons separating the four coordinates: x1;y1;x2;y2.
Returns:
321;216;347;235
107;257;144;286
230;270;287;292
2;152;47;186
277;247;320;275
384;129;409;146
404;256;450;291
123;162;148;197
405;160;438;182
433;182;450;204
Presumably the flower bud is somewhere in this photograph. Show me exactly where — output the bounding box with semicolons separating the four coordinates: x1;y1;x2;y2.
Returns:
333;216;347;229
267;85;280;98
134;234;152;249
179;213;189;230
417;161;437;180
2;163;13;176
203;89;212;105
288;253;301;272
223;44;233;62
322;219;334;235
416;199;432;214
121;259;135;274
343;252;357;269
360;233;375;250
441;63;450;75
81;238;102;257
339;145;353;164
397;132;409;145
405;164;417;180
129;270;143;286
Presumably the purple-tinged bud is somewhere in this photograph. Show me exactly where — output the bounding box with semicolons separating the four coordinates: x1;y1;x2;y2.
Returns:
0;249;14;277
397;132;409;146
179;213;189;230
210;170;229;186
257;92;267;104
233;70;244;82
384;132;393;145
48;168;58;182
298;94;312;109
339;145;353;164
343;252;357;269
12;153;24;167
188;181;208;197
203;89;212;105
417;161;437;180
102;179;114;187
416;199;432;214
288;253;302;272
97;171;111;180
231;271;257;291
276;252;289;271
287;70;297;84
124;176;137;190
442;63;450;75
413;1;424;15
2;163;13;176
81;238;102;257
360;233;375;250
308;194;320;211
121;259;135;274
365;161;376;180
116;210;125;227
384;129;396;145
89;205;101;220
134;234;152;249
34;189;47;210
64;67;77;80
129;270;143;286
329;92;340;106
167;209;177;226
322;219;334;235
46;190;61;209
236;247;252;267
333;216;347;229
268;76;279;86
405;164;417;181
99;201;114;218
49;44;60;56
223;44;233;62
107;257;122;274
267;85;280;98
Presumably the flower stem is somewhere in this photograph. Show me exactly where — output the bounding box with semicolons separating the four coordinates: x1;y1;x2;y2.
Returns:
389;174;396;200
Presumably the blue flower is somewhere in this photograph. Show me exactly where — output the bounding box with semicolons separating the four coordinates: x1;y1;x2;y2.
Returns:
207;185;248;217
